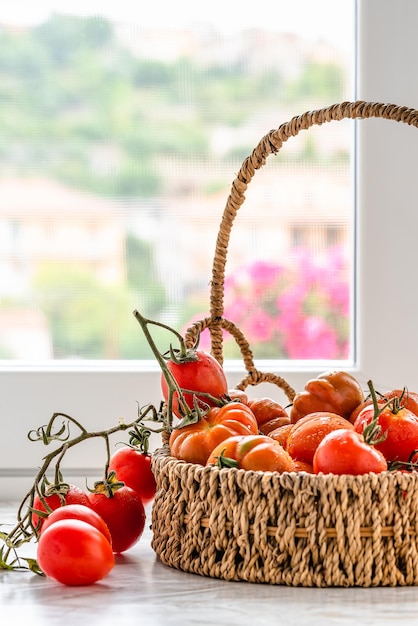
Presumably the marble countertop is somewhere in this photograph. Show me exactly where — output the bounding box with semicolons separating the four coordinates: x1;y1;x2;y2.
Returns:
1;501;418;625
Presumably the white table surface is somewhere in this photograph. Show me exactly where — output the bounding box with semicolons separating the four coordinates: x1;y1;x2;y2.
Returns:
1;501;418;626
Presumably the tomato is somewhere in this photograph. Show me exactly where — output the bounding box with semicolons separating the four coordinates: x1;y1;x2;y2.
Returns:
227;389;249;404
169;401;259;465
88;485;146;554
37;519;114;585
292;459;314;473
286;412;354;465
108;446;156;505
247;397;291;435
40;503;112;546
31;484;91;532
268;423;294;448
161;349;228;418
382;389;418;417
290;370;364;424
206;434;295;472
354;402;418;463
349;388;418;424
313;429;388;475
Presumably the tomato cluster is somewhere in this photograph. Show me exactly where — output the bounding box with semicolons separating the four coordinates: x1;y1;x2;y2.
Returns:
164;354;418;477
32;444;156;586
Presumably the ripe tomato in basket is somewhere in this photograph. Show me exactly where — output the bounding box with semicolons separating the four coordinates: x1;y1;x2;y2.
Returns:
161;349;228;418
169;401;259;465
286;411;354;465
247;397;291;435
313;429;388;475
290;370;364;424
353;400;418;464
349;387;418;424
206;434;295;472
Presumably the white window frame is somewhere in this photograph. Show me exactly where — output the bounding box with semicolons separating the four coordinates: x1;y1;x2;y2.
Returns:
2;0;418;499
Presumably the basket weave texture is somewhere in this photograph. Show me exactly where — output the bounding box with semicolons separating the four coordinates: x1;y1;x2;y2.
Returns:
151;101;418;587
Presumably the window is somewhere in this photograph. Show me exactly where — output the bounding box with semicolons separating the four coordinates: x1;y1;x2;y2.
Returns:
3;0;418;499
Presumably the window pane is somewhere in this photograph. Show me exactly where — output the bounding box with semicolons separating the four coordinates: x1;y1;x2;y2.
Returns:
0;1;355;361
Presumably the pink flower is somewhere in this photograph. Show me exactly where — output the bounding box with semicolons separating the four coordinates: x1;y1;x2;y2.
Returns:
248;261;283;297
283;315;339;359
244;310;275;343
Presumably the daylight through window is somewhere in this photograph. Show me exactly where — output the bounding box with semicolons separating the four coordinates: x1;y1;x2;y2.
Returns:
0;2;355;362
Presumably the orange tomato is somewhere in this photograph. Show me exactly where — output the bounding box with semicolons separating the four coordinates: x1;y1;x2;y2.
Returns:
286;411;354;465
267;423;294;448
290;370;364;424
206;434;295;473
169;402;259;465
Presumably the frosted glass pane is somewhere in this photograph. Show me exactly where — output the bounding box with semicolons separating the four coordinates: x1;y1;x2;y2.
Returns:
0;1;355;360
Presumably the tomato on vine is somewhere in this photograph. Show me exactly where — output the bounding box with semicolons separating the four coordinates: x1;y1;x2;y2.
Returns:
354;394;418;463
87;472;146;554
161;349;228;418
108;446;156;505
31;483;91;532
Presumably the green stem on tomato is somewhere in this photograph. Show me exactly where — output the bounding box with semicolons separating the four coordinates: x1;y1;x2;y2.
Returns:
133;309;201;429
362;380;387;446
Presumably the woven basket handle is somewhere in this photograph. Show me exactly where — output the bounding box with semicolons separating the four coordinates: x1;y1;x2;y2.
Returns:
184;101;418;400
208;100;418;362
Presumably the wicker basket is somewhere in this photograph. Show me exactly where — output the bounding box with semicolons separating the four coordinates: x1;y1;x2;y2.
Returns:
151;101;418;587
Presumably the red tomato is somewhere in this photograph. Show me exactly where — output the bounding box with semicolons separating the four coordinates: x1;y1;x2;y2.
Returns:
40;503;112;546
161;349;228;418
247;397;290;435
31;484;90;531
108;447;156;505
206;434;295;472
313;429;388;475
169;401;259;465
354;402;418;463
286;412;354;465
383;389;418;417
37;519;114;586
349;388;418;424
290;370;364;424
88;486;146;553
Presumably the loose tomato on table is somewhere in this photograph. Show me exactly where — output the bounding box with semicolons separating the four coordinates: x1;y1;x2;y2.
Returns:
37;519;115;586
169;401;259;465
290;370;364;424
31;483;91;532
206;434;295;472
247;397;291;435
161;348;228;418
108;446;156;505
313;429;388;475
40;503;112;546
286;412;355;465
